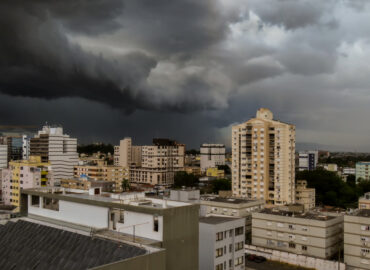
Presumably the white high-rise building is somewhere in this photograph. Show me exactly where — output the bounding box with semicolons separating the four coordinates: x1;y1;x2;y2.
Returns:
114;137;132;167
232;108;296;205
200;144;225;172
298;150;318;171
22;135;30;160
30;125;78;185
0;145;7;169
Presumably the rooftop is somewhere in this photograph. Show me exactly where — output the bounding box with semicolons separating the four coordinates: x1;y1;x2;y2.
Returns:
258;208;337;221
351;209;370;217
0;219;146;270
200;195;259;204
199;216;241;225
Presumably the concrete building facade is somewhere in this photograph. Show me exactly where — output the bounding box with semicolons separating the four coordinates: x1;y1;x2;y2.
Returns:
199;216;245;270
232;108;296;205
298;151;318;171
200;195;264;244
74;161;129;193
200;144;226;172
252;208;343;259
30;126;78;184
0;144;7;169
344;209;370;269
130;139;185;186
356;162;370;182
359;192;370;210
295;180;315;211
2;156;52;208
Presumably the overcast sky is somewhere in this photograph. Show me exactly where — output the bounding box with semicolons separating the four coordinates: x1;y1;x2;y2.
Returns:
1;0;370;150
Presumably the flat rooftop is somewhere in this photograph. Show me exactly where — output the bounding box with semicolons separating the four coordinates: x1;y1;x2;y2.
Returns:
258;208;337;221
0;219;147;270
200;195;259;204
351;209;370;217
199;216;241;225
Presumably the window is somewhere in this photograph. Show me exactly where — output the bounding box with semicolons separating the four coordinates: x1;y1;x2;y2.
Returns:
289;243;296;249
153;216;159;232
229;244;232;253
289;224;295;230
229;259;232;268
216;248;223;258
215;263;223;270
43;197;59;211
235;227;244;236
302;226;308;231
235;256;243;266
229;229;233;237
302;246;307;251
362;225;370;231
31;195;40;206
216;232;224;241
235;241;244;251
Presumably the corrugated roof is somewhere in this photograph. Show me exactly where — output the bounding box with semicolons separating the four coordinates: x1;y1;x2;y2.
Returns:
0;220;146;270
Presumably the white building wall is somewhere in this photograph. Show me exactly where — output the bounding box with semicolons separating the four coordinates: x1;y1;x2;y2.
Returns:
200;144;226;172
28;197;109;228
116;211;164;241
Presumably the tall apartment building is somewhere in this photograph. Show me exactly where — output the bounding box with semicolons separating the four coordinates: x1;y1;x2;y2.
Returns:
2;156;51;208
0;145;7;169
0;135;23;162
199;216;245;270
232;108;296;205
298;151;318;171
295;180;315;211
359;192;370;210
130;139;185;186
21;187;199;270
356;162;370;182
30;125;78;184
74;160;129;192
22;135;30;160
200;144;225;172
114;137;142;167
252;208;343;259
344;209;370;269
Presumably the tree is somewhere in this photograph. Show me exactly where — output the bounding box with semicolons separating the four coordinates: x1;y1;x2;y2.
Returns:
211;178;231;194
77;143;114;155
217;165;231;175
185;149;200;155
174;171;199;188
121;179;130;192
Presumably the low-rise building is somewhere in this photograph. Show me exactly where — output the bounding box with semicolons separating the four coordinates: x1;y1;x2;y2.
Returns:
184;166;201;176
359;192;370;210
60;177;116;193
199;216;245;270
344;209;370;269
343;167;356;176
21;187;199;270
206;167;225;179
200;195;264;244
295;180;315;211
356;162;370;182
252;208;343;259
2;156;52;209
74;160;129;193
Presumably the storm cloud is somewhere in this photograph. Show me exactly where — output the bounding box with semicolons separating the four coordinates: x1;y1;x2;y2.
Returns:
2;0;370;150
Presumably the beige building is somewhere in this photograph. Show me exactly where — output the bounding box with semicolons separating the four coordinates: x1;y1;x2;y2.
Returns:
200;195;264;244
295;180;315;211
74;160;129;192
60;178;116;192
252;208;343;259
114;137;142;167
344;209;370;269
130;139;185;186
359;192;370;210
232;108;296;205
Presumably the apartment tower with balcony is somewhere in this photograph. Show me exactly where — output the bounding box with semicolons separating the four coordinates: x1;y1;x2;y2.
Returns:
232;108;296;205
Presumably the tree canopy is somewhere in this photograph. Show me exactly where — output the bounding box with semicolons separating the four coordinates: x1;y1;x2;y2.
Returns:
296;168;370;208
174;171;199;188
77;143;114;155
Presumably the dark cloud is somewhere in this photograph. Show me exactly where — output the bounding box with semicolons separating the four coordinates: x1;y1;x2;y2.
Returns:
2;0;370;150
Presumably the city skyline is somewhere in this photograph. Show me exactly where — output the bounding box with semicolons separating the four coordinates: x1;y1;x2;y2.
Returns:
2;1;370;150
